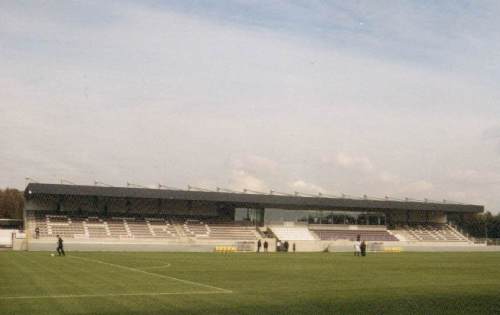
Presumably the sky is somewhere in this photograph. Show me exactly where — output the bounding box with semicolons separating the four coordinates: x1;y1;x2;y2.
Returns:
1;1;500;212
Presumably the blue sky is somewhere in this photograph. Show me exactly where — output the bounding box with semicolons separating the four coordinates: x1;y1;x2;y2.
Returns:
1;1;500;212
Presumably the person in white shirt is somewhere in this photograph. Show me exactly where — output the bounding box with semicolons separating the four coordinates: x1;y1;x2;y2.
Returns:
354;234;361;256
354;240;361;256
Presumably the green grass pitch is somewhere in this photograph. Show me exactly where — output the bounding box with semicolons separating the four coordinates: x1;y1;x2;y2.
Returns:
1;251;500;314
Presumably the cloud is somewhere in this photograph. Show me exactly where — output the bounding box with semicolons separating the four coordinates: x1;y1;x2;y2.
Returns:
481;125;500;154
482;125;500;140
228;169;268;192
288;180;326;194
379;171;400;184
230;155;279;175
448;169;500;186
405;180;434;193
449;169;482;182
1;1;500;213
333;153;375;173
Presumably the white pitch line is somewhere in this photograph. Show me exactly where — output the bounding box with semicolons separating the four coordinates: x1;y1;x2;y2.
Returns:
68;255;232;293
0;291;230;300
139;263;171;270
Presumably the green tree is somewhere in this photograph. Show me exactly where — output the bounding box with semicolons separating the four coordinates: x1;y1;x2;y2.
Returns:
0;188;24;219
457;211;500;239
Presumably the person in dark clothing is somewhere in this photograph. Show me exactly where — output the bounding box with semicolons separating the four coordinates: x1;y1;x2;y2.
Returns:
257;239;262;253
292;243;296;253
263;240;269;252
56;235;65;256
35;227;40;239
284;241;289;252
360;240;367;257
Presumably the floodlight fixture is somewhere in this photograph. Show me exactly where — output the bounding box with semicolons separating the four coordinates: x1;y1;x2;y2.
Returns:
269;190;294;196
242;188;266;195
216;187;239;193
126;182;148;188
94;180;112;187
187;185;212;192
158;183;180;190
294;191;319;197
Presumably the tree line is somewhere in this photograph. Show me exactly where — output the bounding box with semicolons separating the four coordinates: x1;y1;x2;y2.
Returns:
451;211;500;239
0;188;24;219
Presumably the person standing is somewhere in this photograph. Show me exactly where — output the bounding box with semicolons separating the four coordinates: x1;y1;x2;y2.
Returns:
360;240;367;257
354;239;361;256
263;240;269;252
257;239;262;253
56;235;65;256
284;241;289;253
35;227;40;239
292;243;296;253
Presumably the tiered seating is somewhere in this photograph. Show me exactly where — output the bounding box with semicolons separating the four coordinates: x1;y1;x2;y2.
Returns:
208;223;258;240
146;218;177;239
402;224;468;242
126;218;154;238
84;217;110;238
312;229;399;242
52;217;85;238
270;226;316;241
183;219;209;238
30;214;49;237
107;218;130;238
183;218;258;240
31;215;85;238
28;214;258;241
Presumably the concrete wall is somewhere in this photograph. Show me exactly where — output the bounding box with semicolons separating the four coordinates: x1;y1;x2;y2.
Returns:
328;243;499;252
21;238;499;252
29;241;215;252
0;229;16;247
26;239;258;252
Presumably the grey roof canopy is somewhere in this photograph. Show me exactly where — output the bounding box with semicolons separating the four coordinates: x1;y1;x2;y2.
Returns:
24;183;484;213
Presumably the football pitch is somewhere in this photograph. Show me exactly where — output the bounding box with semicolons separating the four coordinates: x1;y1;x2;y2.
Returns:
1;251;500;315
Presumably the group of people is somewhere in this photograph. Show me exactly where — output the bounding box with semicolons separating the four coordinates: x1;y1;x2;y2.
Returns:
256;239;296;253
34;227;65;256
277;240;296;252
354;235;367;257
52;235;366;257
256;239;268;252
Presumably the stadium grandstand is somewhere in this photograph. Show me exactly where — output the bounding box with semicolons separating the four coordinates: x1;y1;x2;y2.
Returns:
22;183;484;252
